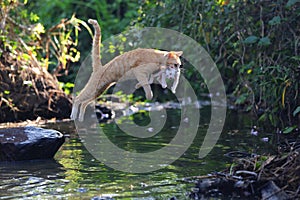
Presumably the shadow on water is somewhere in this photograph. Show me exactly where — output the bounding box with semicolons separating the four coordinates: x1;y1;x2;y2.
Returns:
0;106;274;199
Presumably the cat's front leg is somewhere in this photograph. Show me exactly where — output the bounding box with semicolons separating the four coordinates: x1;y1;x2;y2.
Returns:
133;65;157;100
135;73;155;89
171;71;180;94
142;84;153;100
148;74;154;84
134;81;153;99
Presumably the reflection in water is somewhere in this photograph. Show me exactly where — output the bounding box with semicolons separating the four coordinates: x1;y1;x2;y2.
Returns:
0;159;65;199
0;108;273;199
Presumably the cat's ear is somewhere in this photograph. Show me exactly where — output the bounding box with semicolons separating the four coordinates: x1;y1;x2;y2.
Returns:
174;51;183;57
166;51;183;58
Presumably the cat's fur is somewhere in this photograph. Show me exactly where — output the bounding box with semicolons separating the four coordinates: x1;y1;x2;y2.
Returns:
70;19;183;121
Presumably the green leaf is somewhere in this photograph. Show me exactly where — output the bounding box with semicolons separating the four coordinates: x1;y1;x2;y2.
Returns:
30;12;40;22
22;53;31;61
293;106;300;116
235;94;247;104
33;23;45;34
258;37;271;46
64;88;70;95
286;0;299;7
291;56;300;61
268;114;274;125
258;113;267;122
283;126;295;134
268;16;281;26
65;82;75;88
243;36;259;44
4;90;10;95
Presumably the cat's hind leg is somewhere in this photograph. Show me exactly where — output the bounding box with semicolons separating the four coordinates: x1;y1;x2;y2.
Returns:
78;98;94;121
70;99;80;120
71;88;95;121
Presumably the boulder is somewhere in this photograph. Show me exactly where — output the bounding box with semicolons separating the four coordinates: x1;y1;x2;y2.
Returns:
0;126;64;161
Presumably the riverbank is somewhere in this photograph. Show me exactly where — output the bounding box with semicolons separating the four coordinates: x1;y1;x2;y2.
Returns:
187;144;300;199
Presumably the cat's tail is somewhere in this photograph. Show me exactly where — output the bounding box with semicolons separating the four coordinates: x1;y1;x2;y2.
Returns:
88;19;102;71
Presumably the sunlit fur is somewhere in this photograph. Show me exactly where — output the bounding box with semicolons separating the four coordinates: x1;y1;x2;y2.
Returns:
70;19;183;121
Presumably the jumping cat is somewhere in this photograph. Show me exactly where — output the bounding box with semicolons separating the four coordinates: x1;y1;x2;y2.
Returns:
70;19;183;121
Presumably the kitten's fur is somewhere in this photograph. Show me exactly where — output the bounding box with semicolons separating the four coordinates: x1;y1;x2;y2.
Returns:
147;62;181;94
137;63;181;94
70;19;182;121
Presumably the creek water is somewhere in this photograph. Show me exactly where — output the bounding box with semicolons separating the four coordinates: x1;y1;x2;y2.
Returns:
0;106;274;199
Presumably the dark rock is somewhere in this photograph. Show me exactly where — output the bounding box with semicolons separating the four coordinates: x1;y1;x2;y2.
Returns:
260;181;289;200
91;196;115;200
0;126;64;161
95;104;114;122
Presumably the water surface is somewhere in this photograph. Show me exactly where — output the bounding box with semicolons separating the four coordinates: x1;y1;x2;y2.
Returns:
0;107;274;199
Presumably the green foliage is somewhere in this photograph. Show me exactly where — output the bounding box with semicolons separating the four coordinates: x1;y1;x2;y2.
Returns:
282;126;297;134
293;106;300;117
137;0;300;128
0;0;86;80
59;82;75;95
26;0;139;47
243;36;259;44
1;0;299;128
25;0;140;84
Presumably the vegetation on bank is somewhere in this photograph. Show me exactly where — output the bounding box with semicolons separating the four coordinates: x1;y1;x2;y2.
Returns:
0;0;299;130
137;0;300;130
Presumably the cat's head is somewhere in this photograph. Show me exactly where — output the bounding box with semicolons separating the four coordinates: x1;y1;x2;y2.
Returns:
165;51;183;71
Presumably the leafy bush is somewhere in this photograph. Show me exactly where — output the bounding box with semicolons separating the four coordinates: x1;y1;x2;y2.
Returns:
1;0;299;127
26;0;140;83
137;0;300;128
0;0;85;121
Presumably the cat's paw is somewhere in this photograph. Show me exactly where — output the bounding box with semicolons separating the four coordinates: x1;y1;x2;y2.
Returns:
146;92;153;100
88;19;98;25
70;107;77;120
171;87;176;94
78;113;85;122
70;114;75;120
162;83;167;88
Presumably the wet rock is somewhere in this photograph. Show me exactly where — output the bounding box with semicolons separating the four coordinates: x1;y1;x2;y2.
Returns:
189;176;254;199
261;181;289;200
91;196;115;200
0;126;64;161
95;104;114;122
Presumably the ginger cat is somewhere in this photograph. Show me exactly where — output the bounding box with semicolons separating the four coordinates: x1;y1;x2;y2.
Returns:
70;19;183;121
